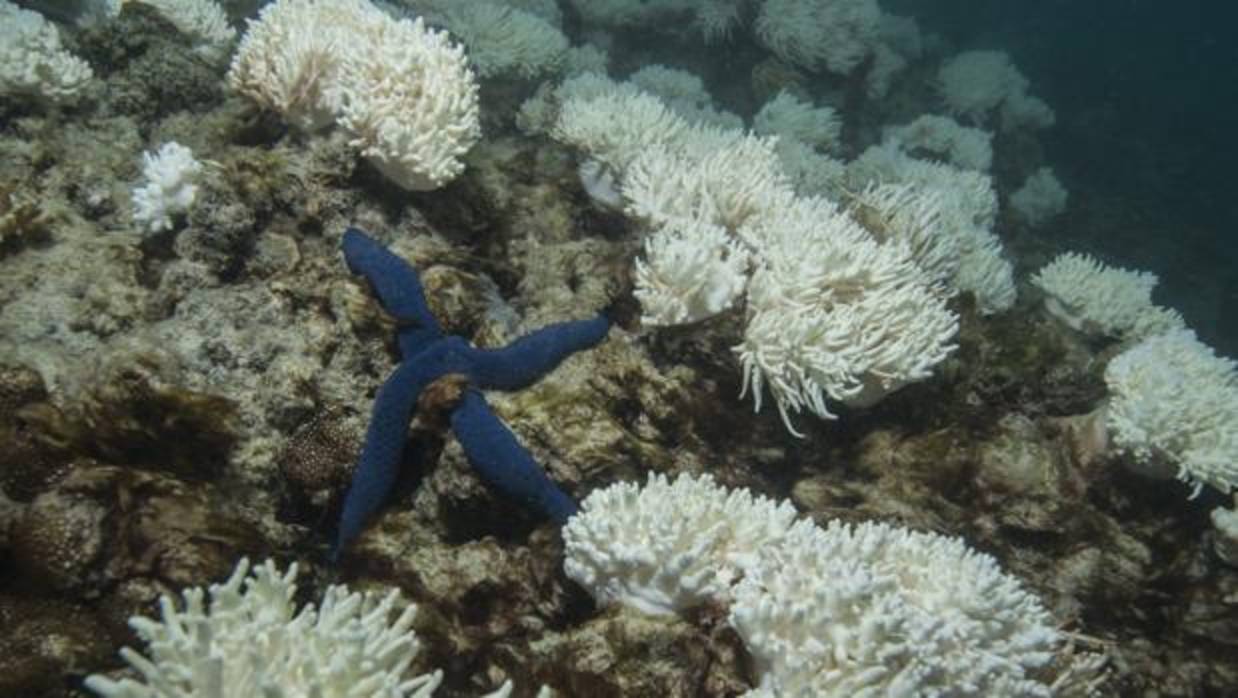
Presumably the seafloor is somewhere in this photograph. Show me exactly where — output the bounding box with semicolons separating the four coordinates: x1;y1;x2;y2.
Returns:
0;4;1235;697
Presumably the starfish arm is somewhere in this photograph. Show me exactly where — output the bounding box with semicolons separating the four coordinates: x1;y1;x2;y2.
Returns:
469;314;610;391
332;359;436;560
342;227;443;357
450;389;579;524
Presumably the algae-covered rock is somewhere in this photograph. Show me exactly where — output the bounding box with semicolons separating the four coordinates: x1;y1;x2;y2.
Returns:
0;595;111;697
11;463;263;592
526;608;749;697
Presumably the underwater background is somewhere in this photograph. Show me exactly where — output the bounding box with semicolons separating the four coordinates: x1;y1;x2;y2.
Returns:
1;1;1236;696
905;0;1238;355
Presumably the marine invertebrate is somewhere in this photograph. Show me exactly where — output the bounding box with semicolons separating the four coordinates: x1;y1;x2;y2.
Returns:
752;90;842;152
131;141;203;233
410;0;569;79
736;196;959;433
1031;252;1183;340
755;0;882;75
565;473;1063;696
334;228;610;558
937;50;1055;131
0;0;94;104
84;558;449;697
1104;328;1238;497
1010;167;1069;227
881;114;993;171
227;0;480;190
563;472;799;615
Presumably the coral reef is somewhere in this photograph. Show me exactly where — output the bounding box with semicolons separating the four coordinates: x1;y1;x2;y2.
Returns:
0;1;1235;695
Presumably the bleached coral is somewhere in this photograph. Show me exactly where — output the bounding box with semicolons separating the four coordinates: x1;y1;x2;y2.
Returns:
733;518;1058;697
622;135;792;234
134;0;235;59
755;0;882;75
849;182;961;295
753;90;842;152
694;0;746;42
411;0;568;79
628;65;711;108
848;144;1016;314
1031;252;1183;340
328;15;479;190
772;138;847;199
627;64;743;129
1213;504;1238;567
0;0;95;104
131;142;203;233
227;0;364;131
882;114;994;171
553;88;689;170
954;224;1018;314
84;558;447;698
736;196;958;431
633;217;751;326
563;472;800;615
554;83;959;430
1011;167;1068;226
1105;329;1238;497
228;0;480;190
937;50;1055;131
565;474;1062;697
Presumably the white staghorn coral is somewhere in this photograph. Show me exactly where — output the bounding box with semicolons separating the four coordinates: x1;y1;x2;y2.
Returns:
552;89;688;170
552;82;961;431
565;473;1063;697
0;0;94;104
1105;329;1238;497
622;135;792;234
84;558;447;698
848;181;962;295
1031;252;1183;340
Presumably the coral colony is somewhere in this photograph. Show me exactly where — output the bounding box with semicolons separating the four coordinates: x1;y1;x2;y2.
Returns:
334;228;609;559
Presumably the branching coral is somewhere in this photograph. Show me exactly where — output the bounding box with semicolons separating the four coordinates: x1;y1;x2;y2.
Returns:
565;473;1064;696
84;557;518;697
0;0;94;104
227;0;480;190
755;0;882;75
1032;252;1183;340
1105;328;1238;497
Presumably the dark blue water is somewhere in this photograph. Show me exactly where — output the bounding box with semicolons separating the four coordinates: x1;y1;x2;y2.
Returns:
891;0;1238;353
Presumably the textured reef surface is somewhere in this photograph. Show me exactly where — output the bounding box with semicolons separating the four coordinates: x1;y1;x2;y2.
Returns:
0;1;1235;697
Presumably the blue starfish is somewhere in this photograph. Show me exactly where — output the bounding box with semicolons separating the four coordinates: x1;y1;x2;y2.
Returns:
332;227;610;560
